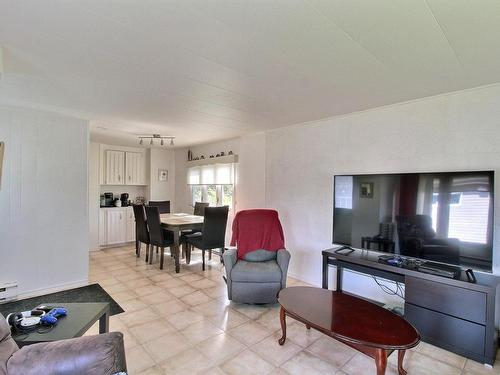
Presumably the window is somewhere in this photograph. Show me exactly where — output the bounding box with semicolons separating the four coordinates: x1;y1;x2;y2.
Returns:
187;162;235;209
190;184;234;208
206;185;218;206
222;185;233;207
335;176;353;209
191;185;203;206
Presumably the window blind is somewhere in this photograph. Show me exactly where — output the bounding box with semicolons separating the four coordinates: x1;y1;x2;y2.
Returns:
187;163;234;185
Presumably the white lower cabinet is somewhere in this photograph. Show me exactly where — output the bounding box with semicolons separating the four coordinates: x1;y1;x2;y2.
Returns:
99;207;135;246
126;208;136;242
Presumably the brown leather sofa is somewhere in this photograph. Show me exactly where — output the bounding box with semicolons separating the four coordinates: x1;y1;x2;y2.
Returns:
0;313;127;375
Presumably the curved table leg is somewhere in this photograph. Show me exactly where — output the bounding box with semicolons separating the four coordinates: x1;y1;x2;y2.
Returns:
375;348;387;375
398;350;407;375
278;306;287;345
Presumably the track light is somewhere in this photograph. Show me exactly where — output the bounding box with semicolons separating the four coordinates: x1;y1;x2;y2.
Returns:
138;134;175;146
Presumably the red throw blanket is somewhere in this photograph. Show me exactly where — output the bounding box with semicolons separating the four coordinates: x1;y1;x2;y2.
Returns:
230;209;285;259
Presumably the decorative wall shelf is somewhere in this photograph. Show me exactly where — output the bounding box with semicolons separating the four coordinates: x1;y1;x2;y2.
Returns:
186;154;238;167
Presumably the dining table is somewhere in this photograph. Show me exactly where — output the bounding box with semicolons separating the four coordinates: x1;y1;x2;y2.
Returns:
160;213;204;273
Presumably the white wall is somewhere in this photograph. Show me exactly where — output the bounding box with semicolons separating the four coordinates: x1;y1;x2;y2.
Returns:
265;83;500;305
0;104;89;296
174;134;266;243
149;148;175;204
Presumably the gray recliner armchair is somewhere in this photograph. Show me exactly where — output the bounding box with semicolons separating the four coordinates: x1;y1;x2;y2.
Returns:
223;248;291;304
0;313;127;375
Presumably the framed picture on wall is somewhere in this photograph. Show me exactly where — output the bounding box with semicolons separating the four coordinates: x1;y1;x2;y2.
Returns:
158;169;168;182
360;182;374;198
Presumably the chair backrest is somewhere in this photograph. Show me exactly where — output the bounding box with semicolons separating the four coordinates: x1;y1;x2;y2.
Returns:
133;204;149;244
193;202;209;216
144;206;164;247
148;200;170;214
202;206;229;248
230;209;285;259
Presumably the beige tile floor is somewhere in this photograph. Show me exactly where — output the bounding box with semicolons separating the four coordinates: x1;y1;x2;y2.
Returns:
87;244;500;375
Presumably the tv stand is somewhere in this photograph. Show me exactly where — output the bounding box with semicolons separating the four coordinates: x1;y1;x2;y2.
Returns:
322;246;500;365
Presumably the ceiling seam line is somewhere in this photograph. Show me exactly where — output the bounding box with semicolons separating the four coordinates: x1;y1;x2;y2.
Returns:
423;0;465;71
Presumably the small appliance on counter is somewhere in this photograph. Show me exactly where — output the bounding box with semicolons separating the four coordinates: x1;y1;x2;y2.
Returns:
101;192;114;207
120;193;130;207
114;198;122;207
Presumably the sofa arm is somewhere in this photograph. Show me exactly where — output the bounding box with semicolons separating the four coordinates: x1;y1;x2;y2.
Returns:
7;332;126;375
277;249;291;288
222;248;238;300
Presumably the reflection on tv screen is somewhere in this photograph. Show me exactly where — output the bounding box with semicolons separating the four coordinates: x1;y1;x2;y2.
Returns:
333;171;494;272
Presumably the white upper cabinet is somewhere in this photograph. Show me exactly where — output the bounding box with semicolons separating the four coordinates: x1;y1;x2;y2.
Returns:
126;152;145;185
105;150;125;185
102;147;146;185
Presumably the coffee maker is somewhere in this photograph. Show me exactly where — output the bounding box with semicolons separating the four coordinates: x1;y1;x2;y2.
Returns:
103;192;113;207
120;193;129;207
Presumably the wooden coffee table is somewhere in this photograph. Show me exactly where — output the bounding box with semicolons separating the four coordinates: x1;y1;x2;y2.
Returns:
278;287;420;375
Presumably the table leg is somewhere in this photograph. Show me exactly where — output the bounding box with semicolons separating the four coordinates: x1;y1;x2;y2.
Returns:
278;306;287;345
322;254;329;289
173;230;180;273
397;350;407;375
375;348;387;375
99;311;109;334
336;266;343;292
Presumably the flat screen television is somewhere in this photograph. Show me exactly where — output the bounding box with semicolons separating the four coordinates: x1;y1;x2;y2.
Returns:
333;171;494;272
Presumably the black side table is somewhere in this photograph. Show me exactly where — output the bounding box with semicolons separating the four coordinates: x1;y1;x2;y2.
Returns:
12;302;110;348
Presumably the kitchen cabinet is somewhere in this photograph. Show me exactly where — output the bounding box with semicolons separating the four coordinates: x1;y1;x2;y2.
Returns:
105;150;125;185
99;207;135;246
126;208;136;242
105;209;127;245
103;149;145;185
125;152;145;185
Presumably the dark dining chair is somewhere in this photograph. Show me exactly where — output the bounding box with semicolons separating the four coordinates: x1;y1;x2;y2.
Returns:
148;200;171;214
193;202;209;216
144;206;175;270
133;204;151;261
184;206;229;271
182;202;209;240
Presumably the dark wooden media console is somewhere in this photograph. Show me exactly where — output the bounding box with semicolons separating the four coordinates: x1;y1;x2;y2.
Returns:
322;247;500;365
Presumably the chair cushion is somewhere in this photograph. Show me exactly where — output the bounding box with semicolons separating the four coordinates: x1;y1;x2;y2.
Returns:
243;249;277;262
231;260;282;283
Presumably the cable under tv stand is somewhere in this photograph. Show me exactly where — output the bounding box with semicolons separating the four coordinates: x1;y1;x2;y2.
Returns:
322;246;500;366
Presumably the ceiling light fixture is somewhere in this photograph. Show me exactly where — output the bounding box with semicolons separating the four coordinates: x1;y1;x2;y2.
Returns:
138;134;175;147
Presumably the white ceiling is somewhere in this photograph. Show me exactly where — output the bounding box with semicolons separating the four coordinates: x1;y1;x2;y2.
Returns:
1;0;500;147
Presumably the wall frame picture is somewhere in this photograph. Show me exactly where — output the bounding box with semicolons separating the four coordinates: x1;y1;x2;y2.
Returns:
158;169;168;182
360;182;374;198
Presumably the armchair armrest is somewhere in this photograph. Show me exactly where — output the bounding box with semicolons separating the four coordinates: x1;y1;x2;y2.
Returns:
7;332;126;375
277;249;291;288
222;248;238;300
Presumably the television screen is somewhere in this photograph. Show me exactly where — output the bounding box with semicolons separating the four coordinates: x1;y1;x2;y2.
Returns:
333;171;494;271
